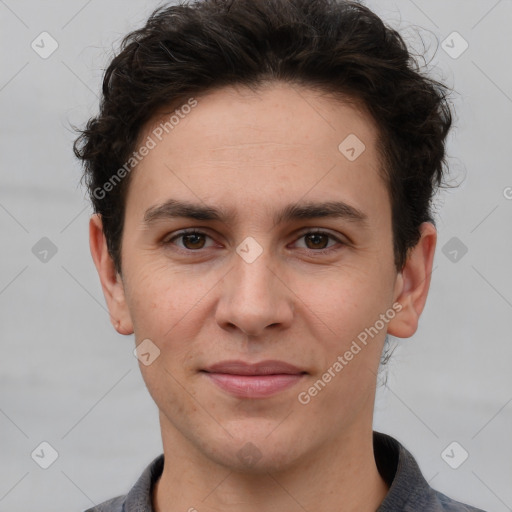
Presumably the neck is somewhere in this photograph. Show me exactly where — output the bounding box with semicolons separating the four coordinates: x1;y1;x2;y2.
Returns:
153;419;389;512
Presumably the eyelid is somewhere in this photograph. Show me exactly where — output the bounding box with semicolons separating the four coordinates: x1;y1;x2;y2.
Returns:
293;227;345;239
163;228;217;246
289;228;346;251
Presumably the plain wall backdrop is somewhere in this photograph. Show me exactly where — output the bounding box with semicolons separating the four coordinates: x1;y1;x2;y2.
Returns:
0;1;511;510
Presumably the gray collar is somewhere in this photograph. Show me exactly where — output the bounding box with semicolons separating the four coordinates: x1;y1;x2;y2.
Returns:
95;432;484;512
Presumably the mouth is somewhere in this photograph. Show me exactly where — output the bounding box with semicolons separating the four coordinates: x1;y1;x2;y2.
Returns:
200;360;307;398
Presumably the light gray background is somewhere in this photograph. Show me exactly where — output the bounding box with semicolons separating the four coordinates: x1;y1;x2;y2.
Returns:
1;1;511;511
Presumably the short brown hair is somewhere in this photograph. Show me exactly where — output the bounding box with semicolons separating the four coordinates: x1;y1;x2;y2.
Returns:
74;0;453;273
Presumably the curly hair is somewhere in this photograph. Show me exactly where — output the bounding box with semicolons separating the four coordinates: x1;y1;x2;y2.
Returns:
74;0;453;274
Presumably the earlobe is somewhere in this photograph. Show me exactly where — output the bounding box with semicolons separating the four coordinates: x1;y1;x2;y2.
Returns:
387;222;437;339
89;214;134;335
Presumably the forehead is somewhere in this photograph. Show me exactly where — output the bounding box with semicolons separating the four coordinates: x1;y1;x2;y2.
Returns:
129;82;388;223
143;82;379;161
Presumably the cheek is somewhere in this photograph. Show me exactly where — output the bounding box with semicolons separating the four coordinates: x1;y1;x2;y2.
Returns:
294;270;389;417
122;260;191;338
126;264;203;410
294;263;392;344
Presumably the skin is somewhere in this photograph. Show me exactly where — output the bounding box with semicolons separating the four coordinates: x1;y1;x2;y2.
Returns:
90;82;436;511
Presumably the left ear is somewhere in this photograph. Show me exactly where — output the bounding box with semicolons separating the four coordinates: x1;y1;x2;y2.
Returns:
387;222;437;339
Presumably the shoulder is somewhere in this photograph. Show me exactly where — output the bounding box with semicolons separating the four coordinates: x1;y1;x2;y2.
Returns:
434;489;487;512
84;494;126;512
82;453;164;512
373;431;488;512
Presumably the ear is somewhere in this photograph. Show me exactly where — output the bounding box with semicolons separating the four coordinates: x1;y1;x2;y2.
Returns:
387;222;437;339
89;214;134;335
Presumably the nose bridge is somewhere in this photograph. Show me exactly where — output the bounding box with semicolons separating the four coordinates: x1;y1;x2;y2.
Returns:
232;232;276;291
234;250;275;302
215;240;293;336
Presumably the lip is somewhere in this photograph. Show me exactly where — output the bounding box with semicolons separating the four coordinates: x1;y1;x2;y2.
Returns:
201;360;307;398
204;360;305;375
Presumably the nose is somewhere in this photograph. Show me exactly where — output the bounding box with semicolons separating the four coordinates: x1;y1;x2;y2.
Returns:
214;246;294;338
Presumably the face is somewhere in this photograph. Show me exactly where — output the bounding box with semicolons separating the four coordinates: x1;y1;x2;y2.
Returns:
92;82;434;472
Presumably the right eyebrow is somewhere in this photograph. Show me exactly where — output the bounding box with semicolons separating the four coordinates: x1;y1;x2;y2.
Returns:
143;199;235;225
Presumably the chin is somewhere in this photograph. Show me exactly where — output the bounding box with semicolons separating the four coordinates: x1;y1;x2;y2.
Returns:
200;428;307;474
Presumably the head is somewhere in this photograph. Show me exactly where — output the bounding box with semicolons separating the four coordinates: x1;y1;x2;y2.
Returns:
76;0;452;473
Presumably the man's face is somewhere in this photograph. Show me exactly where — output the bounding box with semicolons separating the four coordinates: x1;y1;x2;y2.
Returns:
114;83;403;470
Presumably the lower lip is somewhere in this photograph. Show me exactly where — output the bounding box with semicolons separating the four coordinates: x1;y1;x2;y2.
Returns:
203;372;304;398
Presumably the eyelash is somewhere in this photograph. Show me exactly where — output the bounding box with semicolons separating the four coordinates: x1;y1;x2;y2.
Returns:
163;229;345;255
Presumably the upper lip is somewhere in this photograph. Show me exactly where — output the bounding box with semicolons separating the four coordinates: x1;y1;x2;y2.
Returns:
202;360;306;375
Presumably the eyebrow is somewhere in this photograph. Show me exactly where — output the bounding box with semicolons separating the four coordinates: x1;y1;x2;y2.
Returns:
143;198;369;227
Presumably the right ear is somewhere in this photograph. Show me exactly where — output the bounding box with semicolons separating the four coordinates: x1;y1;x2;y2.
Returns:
386;222;437;339
89;214;134;335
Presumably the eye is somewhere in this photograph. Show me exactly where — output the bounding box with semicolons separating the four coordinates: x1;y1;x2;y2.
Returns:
163;228;345;254
164;230;216;251
292;230;344;253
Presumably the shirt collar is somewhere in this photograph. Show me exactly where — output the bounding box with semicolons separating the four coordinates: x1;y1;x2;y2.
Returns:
123;431;436;511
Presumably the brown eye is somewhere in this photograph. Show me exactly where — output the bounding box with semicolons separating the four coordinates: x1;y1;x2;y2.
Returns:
181;233;206;250
304;233;330;250
165;230;214;251
292;230;344;253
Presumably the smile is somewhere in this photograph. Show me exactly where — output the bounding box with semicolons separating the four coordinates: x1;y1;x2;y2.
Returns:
201;360;307;398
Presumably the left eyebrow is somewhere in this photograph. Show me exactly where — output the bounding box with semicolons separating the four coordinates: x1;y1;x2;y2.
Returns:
273;200;369;227
143;198;369;228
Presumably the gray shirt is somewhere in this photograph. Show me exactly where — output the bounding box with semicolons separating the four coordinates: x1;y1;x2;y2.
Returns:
85;432;486;511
